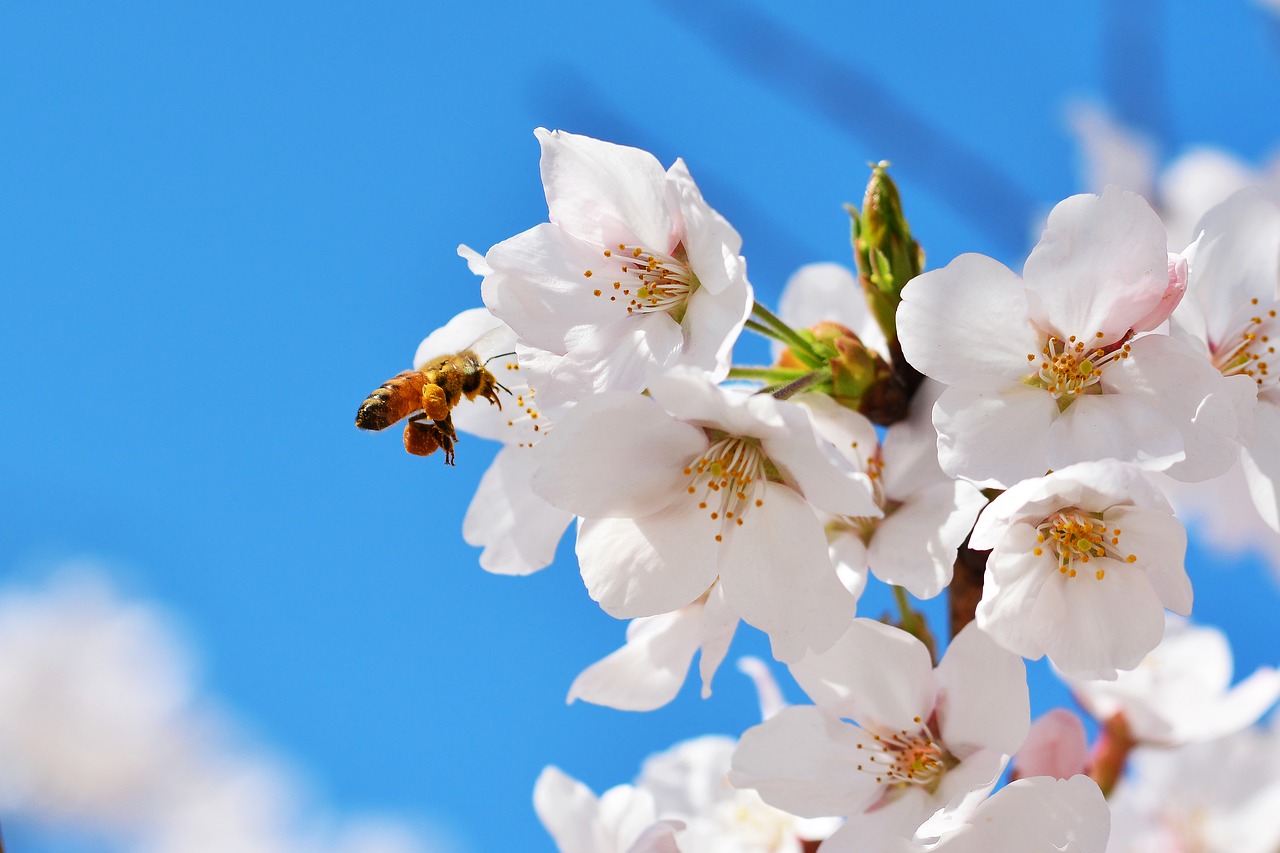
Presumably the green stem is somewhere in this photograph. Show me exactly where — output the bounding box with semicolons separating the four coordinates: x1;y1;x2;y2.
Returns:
893;585;937;663
766;369;829;400
728;366;811;383
750;302;824;368
743;318;790;344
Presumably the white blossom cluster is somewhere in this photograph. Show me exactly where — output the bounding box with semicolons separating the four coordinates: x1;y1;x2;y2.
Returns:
404;129;1280;851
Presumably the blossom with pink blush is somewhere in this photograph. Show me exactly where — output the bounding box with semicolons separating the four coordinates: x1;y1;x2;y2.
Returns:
898;187;1252;488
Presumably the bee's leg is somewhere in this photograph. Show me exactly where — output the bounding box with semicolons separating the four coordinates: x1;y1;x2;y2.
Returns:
404;415;457;465
422;383;451;421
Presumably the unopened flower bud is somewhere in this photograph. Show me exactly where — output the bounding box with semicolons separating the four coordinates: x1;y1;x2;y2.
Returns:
849;161;925;347
777;322;908;423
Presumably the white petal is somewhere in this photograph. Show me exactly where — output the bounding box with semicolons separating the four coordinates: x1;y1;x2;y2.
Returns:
829;529;870;601
533;766;606;853
1104;505;1191;615
531;314;686;408
880;379;950;499
929;775;1109;853
737;656;788;721
719;484;856;662
867;481;987;599
789;618;935;728
898;253;1042;385
577;509;721;619
917;749;1008;838
933;375;1057;487
463;445;574;576
975;524;1058;661
566;607;701;712
729;706;880;819
1023;188;1171;344
537;128;674;251
1241;393;1280;531
665;158;745;297
531;392;707;519
762;404;881;518
934;622;1030;755
413;307;505;368
1044;393;1184;474
678;270;752;381
457;243;493;276
1048;564;1167;680
697;583;739;698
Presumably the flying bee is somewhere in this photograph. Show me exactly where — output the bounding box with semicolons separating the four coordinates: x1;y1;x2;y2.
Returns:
355;346;512;465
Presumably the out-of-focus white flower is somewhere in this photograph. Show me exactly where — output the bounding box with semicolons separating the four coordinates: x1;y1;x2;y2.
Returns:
413;302;575;576
1063;616;1280;745
481;129;753;407
899;188;1253;488
531;369;878;663
802;387;987;601
1170;189;1280;531
897;775;1109;853
730;621;1028;849
1012;709;1090;781
1107;722;1280;853
640;736;837;853
0;571;448;853
775;262;889;361
971;461;1191;680
534;766;682;853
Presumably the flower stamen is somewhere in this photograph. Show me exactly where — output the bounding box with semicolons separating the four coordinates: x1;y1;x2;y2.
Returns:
585;242;698;321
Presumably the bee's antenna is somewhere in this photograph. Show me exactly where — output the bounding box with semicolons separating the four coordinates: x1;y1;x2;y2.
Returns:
484;351;517;365
494;380;513;396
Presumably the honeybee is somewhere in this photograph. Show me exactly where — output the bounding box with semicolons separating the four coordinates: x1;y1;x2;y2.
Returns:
355;348;510;465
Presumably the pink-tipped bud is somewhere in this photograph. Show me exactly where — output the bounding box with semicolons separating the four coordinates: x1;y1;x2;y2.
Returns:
1131;252;1189;333
1012;708;1089;781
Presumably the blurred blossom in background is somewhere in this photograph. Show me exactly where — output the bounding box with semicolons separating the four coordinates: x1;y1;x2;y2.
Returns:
2;1;1279;850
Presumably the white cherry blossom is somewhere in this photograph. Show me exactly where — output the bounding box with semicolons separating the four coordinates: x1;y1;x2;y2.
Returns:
412;304;574;576
970;461;1192;680
481;129;752;407
531;369;879;663
1170;188;1280;531
1063;616;1280;745
898;187;1254;488
534;766;682;853
730;621;1029;849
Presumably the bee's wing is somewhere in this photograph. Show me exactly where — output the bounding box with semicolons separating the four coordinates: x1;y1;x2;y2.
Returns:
414;308;507;370
468;322;518;366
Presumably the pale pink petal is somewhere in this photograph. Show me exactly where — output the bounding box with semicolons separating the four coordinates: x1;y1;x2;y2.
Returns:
1183;187;1280;342
665;158;745;297
697;583;738;698
898;253;1042;385
867;481;987;599
531;393;707;519
928;775;1109;853
678;273;752;382
463;445;574;576
719;484;856;662
789;619;935;729
457;243;493;276
530;315;686;408
763;408;881;518
1050;564;1166;679
934;623;1029;755
1044;393;1184;474
1129;253;1188;334
1023;188;1171;344
577;509;721;619
1103;505;1191;615
482;223;629;352
916;749;1008;837
626;822;684;853
1013;709;1089;780
933;375;1057;487
537;128;674;251
1241;393;1280;531
729;706;881;819
567;607;702;712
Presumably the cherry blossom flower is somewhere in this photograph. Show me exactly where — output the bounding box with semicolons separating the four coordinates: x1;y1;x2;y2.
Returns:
1062;616;1280;745
411;303;574;576
1107;721;1280;853
897;775;1109;853
898;187;1254;488
531;369;879;663
970;461;1191;680
534;766;682;853
802;388;987;601
1170;189;1280;531
480;129;753;407
729;621;1029;849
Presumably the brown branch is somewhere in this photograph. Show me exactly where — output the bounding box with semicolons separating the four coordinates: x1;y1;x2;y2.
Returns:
949;533;989;639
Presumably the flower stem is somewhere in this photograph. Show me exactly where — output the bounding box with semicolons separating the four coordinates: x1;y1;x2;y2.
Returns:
750;302;824;368
728;366;811;384
893;585;937;663
766;369;829;400
1090;712;1136;798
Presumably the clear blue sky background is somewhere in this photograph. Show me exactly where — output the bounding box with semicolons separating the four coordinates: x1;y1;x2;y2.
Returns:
2;1;1279;850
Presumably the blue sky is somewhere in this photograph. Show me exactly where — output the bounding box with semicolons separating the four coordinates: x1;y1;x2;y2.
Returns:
2;1;1279;850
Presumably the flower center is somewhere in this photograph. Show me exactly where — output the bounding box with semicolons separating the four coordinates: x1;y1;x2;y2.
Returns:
583;243;698;322
1210;297;1280;390
853;718;956;792
683;436;766;542
1025;333;1131;402
1032;509;1137;579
